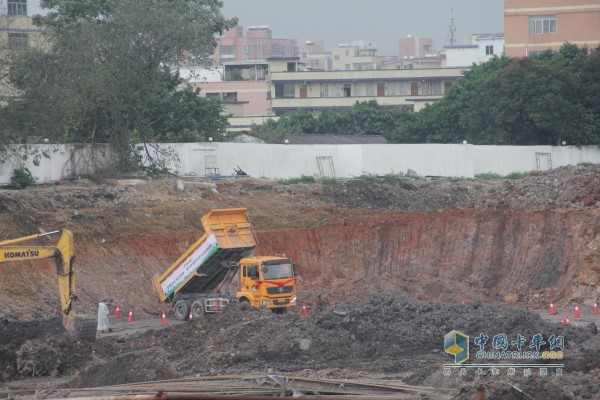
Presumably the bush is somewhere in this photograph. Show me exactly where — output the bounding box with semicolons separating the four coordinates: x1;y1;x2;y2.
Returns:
9;167;38;189
475;172;530;180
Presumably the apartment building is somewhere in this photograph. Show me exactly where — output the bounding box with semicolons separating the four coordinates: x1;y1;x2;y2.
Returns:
504;0;600;57
331;41;382;71
212;25;299;66
269;57;463;115
0;0;44;99
299;39;331;71
445;33;504;68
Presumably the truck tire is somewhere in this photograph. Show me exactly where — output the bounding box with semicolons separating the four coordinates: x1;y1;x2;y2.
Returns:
174;300;191;321
239;298;251;311
191;300;205;318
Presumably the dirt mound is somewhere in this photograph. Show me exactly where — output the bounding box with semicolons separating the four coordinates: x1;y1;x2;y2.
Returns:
56;293;592;387
323;165;600;212
71;347;176;388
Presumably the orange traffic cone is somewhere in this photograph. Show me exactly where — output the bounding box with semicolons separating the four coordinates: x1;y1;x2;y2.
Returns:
563;315;570;325
161;310;168;326
115;305;121;318
301;304;308;317
127;309;133;322
549;301;556;315
574;304;581;318
188;310;193;321
594;302;598;315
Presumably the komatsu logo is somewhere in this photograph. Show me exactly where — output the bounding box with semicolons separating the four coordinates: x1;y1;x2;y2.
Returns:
3;250;40;258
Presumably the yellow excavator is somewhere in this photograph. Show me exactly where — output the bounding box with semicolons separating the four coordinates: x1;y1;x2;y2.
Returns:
0;229;97;341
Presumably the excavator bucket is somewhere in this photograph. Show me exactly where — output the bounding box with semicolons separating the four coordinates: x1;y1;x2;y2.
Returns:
63;314;97;341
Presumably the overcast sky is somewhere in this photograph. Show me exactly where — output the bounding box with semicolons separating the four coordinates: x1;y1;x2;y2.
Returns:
221;0;505;55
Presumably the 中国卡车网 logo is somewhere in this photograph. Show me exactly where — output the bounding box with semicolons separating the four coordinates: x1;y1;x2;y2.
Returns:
445;330;469;364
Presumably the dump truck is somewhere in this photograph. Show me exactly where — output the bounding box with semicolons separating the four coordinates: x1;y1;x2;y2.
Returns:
152;208;297;319
0;229;97;341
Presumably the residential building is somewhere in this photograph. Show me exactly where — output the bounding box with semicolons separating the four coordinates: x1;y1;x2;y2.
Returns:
212;25;298;65
189;61;271;118
445;33;504;68
331;41;382;71
0;0;44;100
504;0;600;57
269;57;464;115
299;39;331;71
398;36;435;60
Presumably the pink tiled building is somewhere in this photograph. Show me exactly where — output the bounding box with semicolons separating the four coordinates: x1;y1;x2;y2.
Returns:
504;0;600;57
213;26;299;65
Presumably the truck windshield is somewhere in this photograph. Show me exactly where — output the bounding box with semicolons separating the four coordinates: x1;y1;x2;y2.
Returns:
262;263;294;280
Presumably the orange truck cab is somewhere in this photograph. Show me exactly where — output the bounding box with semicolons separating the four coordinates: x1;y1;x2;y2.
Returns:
237;256;297;312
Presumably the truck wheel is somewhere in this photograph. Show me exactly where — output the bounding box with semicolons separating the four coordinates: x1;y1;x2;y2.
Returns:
239;298;251;311
191;300;205;318
174;300;191;320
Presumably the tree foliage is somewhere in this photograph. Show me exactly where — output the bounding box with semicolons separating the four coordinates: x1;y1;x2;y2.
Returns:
0;0;236;172
415;44;599;145
251;100;417;143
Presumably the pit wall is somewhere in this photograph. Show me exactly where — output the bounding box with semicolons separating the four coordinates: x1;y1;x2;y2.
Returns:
1;143;599;185
254;209;600;301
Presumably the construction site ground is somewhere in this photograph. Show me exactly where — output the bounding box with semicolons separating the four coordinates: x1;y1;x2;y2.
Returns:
1;164;600;399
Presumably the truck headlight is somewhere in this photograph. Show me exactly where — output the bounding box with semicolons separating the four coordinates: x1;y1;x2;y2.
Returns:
291;296;297;303
262;300;270;306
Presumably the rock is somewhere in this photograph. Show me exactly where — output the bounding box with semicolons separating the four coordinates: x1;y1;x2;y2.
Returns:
176;179;185;191
298;339;311;350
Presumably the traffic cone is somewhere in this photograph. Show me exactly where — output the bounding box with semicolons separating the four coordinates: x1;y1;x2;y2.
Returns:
161;310;168;326
549;301;556;315
115;305;121;318
563;315;570;325
594;301;598;315
188;310;193;320
574;304;581;318
461;298;466;305
127;309;133;323
301;304;308;317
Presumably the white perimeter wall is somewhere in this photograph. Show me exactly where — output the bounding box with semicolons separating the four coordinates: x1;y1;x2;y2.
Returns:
1;143;599;185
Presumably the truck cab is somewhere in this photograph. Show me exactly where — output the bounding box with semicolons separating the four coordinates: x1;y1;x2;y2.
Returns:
237;256;297;313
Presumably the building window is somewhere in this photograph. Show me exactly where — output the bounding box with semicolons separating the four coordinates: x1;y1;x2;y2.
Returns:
222;92;238;102
274;83;295;99
320;82;328;97
485;45;494;55
219;46;235;55
8;0;27;16
287;62;296;72
334;55;340;61
272;44;284;56
529;15;556;34
343;84;351;97
8;32;28;50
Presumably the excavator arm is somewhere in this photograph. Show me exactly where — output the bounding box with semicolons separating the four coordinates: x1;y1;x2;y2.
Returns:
0;229;95;340
0;229;76;315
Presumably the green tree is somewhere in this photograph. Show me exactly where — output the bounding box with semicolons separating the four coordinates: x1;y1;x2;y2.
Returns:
0;0;236;173
415;45;600;145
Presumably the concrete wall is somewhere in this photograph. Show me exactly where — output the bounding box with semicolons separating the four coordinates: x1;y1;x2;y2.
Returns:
1;143;599;185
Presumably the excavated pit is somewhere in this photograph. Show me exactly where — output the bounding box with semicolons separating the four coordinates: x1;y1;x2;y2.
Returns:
1;208;599;320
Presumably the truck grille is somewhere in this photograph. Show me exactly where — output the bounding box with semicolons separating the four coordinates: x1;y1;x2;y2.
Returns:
266;285;294;295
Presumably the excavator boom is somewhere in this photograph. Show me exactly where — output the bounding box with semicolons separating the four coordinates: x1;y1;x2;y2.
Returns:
0;229;95;340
